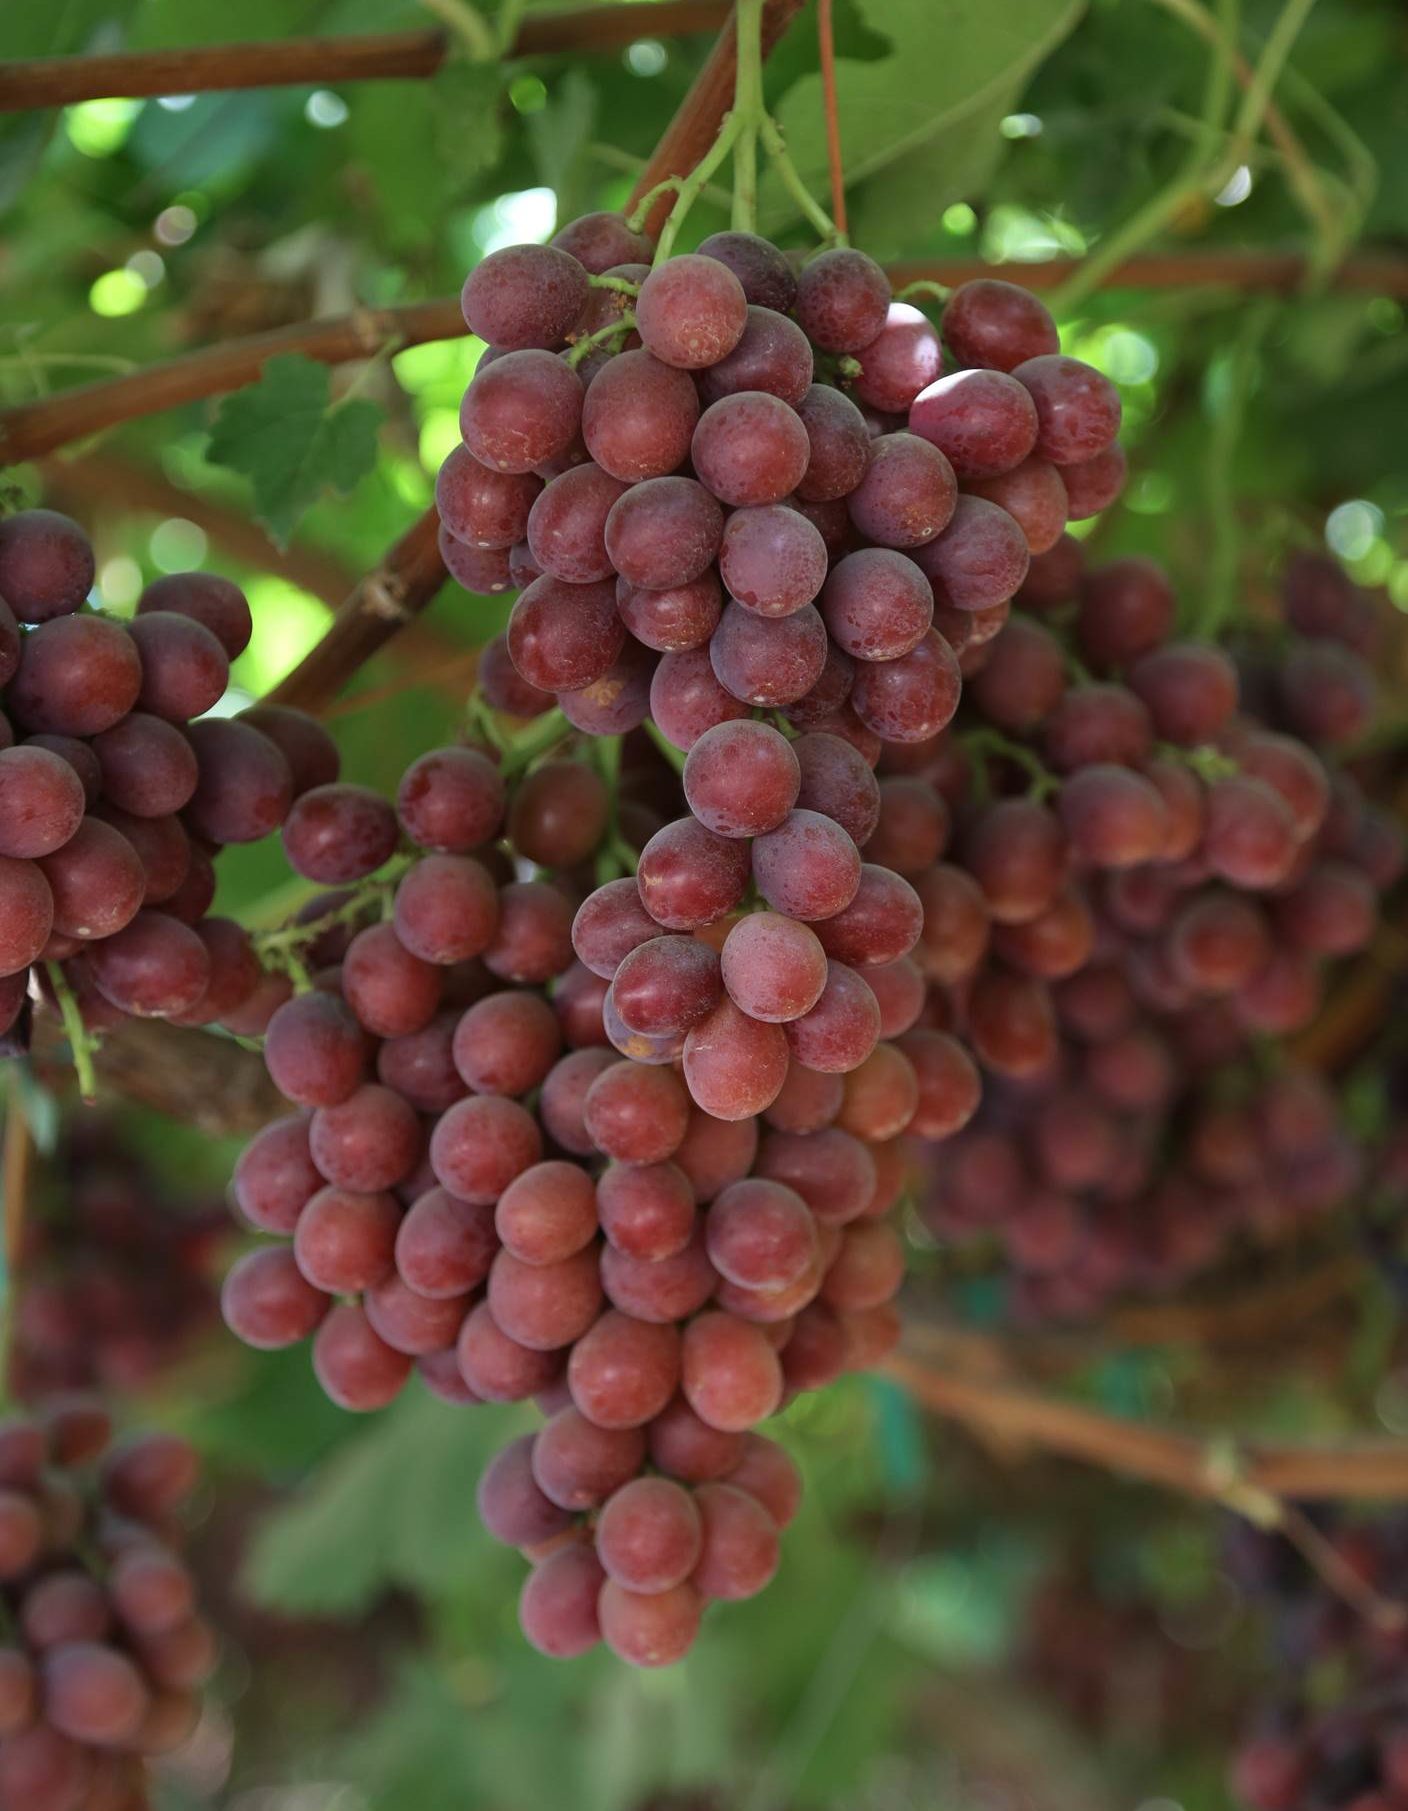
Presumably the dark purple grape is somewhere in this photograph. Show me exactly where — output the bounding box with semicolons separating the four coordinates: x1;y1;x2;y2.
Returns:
460;349;584;475
1013;354;1122;463
697;306;813;406
460;243;590;348
692;392;810;507
709;601;827;708
605;476;724;589
635;253;748;369
697;231;797;311
794;248;891;353
0;510;93;622
847;433;956;548
581;349;700;482
508;575;625;691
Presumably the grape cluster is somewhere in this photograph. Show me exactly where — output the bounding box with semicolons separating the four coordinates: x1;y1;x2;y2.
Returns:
907;542;1398;1315
1229;1514;1408;1811
10;1118;224;1404
222;718;953;1665
0;1399;210;1811
0;509;331;1052
438;220;1124;752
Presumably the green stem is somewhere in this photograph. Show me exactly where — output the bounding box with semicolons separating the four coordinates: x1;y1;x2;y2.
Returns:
586;274;642;297
654;114;744;264
43;964;97;1103
1225;0;1318;175
253;855;416;959
565;315;636;368
626;176;684;234
495;0;529;57
961;728;1059;800
418;0;497;62
644;720;688;776
499;706;572;778
1197;298;1272;637
896;280;951;307
758;112;838;242
1052;0;1240;313
731;0;766;233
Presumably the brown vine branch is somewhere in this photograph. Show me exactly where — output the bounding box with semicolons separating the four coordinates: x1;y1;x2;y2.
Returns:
886;1348;1408;1504
0;4;732;112
0;299;464;466
263;505;448;716
29;1014;281;1138
5;249;1406;468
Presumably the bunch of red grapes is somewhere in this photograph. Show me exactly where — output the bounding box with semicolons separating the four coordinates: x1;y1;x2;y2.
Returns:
1229;1513;1408;1811
0;1399;211;1811
221;212;1134;1666
0;510;334;1051
10;1118;224;1404
913;544;1399;1316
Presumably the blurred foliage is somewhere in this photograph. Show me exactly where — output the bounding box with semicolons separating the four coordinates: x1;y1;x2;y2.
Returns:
0;0;1406;1806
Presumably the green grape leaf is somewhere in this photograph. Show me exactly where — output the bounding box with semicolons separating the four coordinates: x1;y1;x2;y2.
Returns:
761;0;1086;252
205;354;383;547
243;1390;512;1616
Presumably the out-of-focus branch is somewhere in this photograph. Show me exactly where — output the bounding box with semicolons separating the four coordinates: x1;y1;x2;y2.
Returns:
39;450;356;608
0;5;731;112
887;1347;1408;1503
30;1016;281;1138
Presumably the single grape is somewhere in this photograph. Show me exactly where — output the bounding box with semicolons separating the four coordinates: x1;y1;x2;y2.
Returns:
36;821;143;944
710;601;828;709
567;1310;681;1429
86;909;211;1017
393;854;499;965
849;629;961;743
682;998;789;1120
697;305;813;406
184;717;294;844
819;548;933;662
794;248;891;352
683;719;800;838
487;1245;603;1352
581;349;700;482
460;242;590;348
853;302;943;414
718;504;828;617
596;1161;695;1261
1013;354;1122;463
941;279;1058;370
509;575;625;692
430;1094;542;1205
698;230;797;311
635;253;748;369
783;961;880;1074
637;817;751;931
617;570;721;653
649;645;749;750
794;383;872;502
692;391;810;508
397;745;504;852
312;1304;413;1411
525;463;628;584
847;433;956;548
0;745;85;859
436;442;541;548
7;615;141;737
0;510;93;623
459;349;584;475
533;1407;646;1509
605;476;724;590
610;936;722;1037
222;1247;329;1350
